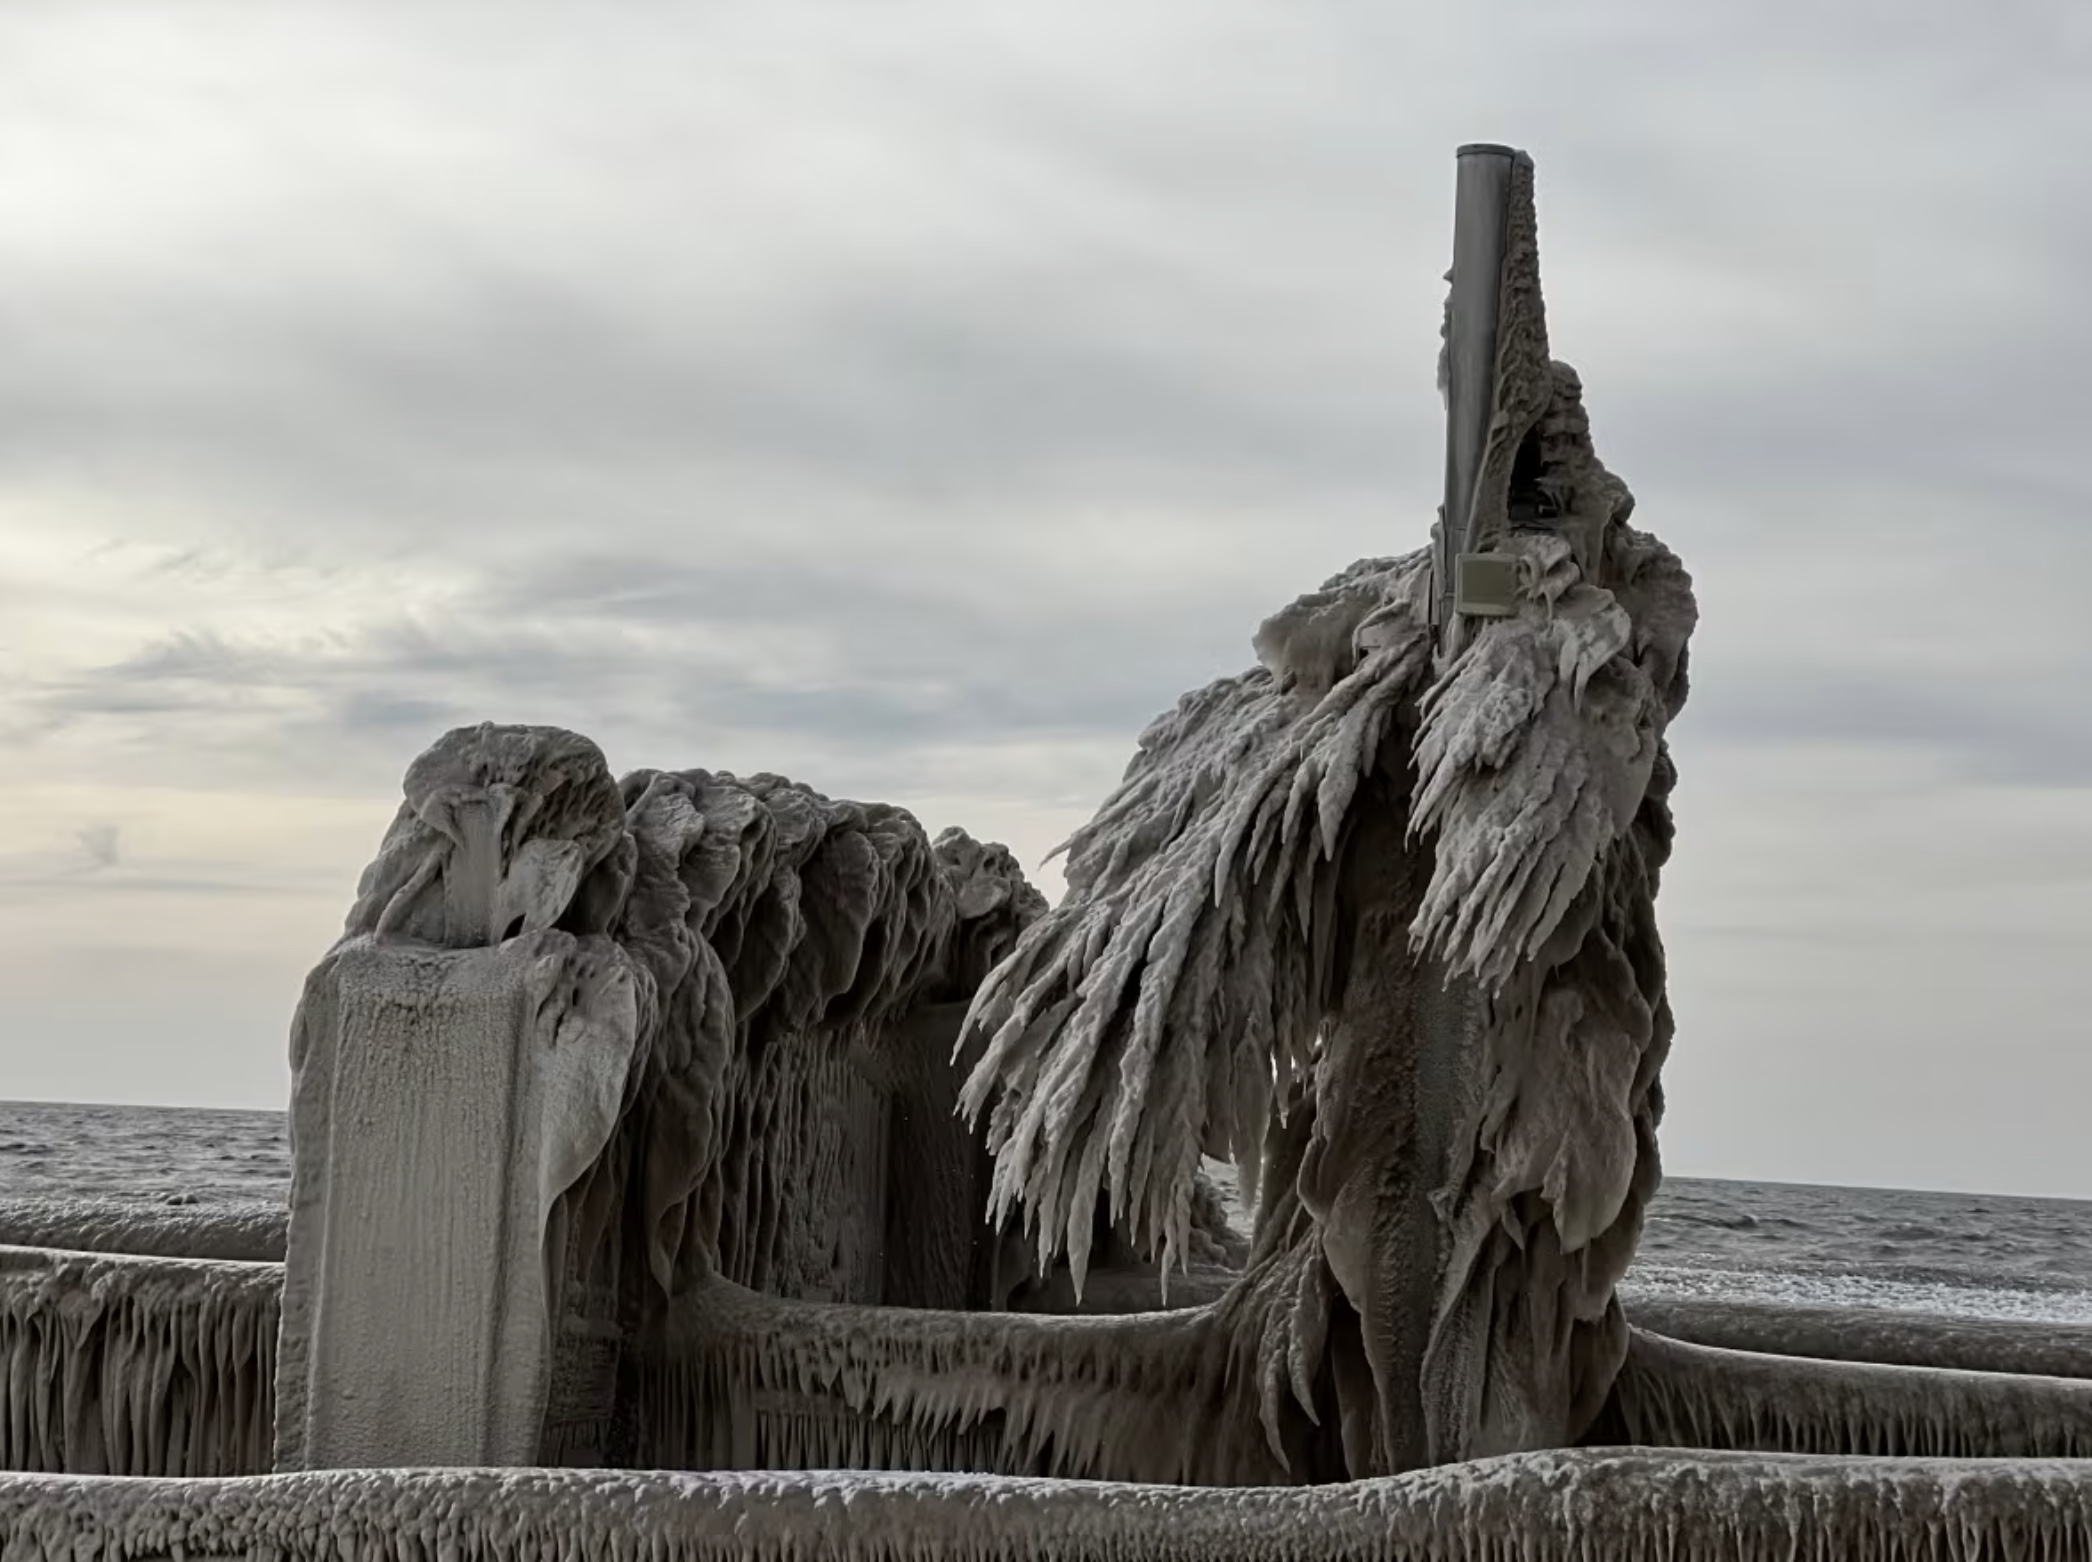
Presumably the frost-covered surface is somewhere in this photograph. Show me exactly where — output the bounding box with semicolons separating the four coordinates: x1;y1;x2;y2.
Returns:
0;1199;284;1264
953;166;1696;1479
1605;1328;2092;1459
13;1248;2085;1490
643;1275;1283;1483
316;726;1043;1306
274;724;1048;1471
2;1452;2089;1560
959;276;1698;1470
281;931;646;1470
592;760;1046;1305
1623;1290;2092;1379
959;549;1437;1286
0;1247;277;1477
1207;1156;2092;1325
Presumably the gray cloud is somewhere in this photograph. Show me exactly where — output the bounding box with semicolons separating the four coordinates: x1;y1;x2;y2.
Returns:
0;832;119;887
2;2;2080;561
1699;669;2092;790
22;547;1270;806
74;824;119;869
0;824;308;903
2;0;2089;1190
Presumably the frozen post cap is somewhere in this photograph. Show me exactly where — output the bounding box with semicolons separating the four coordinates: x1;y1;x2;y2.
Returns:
277;725;646;1471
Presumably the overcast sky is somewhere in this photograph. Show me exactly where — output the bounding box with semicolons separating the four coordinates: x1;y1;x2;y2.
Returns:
1;2;2086;1198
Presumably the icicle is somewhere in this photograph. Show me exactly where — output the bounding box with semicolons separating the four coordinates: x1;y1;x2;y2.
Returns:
0;1247;278;1477
1608;1328;2092;1461
955;554;1437;1288
634;1275;1290;1487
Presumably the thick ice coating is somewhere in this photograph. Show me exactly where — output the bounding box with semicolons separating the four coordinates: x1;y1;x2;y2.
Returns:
0;1199;285;1263
1620;1291;2092;1381
3;1453;2090;1562
280;726;650;1470
957;345;1694;1475
275;724;1053;1470
0;1247;279;1477
950;156;1701;1475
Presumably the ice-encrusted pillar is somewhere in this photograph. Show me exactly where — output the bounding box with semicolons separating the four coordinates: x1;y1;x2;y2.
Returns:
275;726;646;1470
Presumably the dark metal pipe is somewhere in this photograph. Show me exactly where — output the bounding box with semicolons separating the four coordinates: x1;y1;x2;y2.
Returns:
1436;143;1520;646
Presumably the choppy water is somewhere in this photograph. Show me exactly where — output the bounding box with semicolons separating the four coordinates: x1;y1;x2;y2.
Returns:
4;1099;2090;1323
0;1101;291;1208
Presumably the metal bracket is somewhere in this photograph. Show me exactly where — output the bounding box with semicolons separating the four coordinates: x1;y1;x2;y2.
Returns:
1453;553;1520;617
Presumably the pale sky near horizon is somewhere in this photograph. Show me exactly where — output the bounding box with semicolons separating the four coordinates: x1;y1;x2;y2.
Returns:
1;3;2087;1198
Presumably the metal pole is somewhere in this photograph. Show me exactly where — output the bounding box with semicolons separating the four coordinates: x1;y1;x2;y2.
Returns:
1408;141;1525;1469
1436;144;1519;650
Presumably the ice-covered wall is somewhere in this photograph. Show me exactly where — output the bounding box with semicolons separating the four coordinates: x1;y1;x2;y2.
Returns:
602;766;1045;1311
0;1200;284;1263
1601;1327;2092;1459
1621;1291;2092;1381
2;1452;2088;1561
0;1247;277;1477
278;727;653;1471
13;1236;2085;1488
273;726;1047;1472
641;1274;1281;1482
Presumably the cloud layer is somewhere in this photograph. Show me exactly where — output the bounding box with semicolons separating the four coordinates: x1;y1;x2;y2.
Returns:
2;0;2088;1195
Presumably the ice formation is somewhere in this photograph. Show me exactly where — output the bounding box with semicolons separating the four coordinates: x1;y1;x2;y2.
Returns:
949;152;1699;1478
1;144;2087;1560
8;1245;2084;1492
1623;1291;2092;1381
958;374;1694;1475
1;1455;2089;1561
0;1199;284;1263
1602;1328;2092;1459
270;723;1059;1470
0;1247;277;1476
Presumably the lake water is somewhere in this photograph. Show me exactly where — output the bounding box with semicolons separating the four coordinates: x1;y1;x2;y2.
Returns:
4;1099;2089;1323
